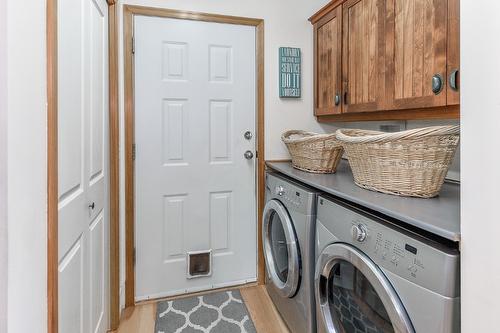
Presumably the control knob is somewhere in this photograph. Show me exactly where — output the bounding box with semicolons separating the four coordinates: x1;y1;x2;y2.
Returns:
351;224;367;242
275;185;285;196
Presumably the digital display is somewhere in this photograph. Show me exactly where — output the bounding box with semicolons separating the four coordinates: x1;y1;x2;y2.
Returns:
405;244;418;255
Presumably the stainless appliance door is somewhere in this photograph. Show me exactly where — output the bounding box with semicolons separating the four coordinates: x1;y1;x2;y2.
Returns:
316;243;415;333
262;199;300;298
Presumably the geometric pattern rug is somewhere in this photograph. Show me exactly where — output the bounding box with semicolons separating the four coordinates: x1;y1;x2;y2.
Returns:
155;290;257;333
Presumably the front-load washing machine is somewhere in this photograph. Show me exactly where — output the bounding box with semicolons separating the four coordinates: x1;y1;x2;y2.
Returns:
263;172;319;333
315;195;460;333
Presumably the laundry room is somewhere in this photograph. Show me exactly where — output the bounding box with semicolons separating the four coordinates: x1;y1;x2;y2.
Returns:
2;0;500;333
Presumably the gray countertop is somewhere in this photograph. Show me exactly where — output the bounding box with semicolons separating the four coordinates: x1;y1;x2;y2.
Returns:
266;160;460;242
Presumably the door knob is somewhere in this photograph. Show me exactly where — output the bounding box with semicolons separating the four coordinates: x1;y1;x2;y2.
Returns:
244;131;253;140
244;151;254;160
275;185;285;196
431;74;443;95
89;202;95;210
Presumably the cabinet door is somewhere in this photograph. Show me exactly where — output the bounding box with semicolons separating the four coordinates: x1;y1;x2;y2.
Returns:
314;6;342;116
446;0;459;105
386;0;448;109
342;0;386;113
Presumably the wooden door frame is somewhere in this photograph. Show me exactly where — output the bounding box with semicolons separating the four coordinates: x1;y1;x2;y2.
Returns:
46;0;120;332
123;5;265;307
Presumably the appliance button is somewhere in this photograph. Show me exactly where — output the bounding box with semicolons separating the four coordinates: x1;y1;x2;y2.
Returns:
351;224;367;242
408;265;417;273
276;185;285;196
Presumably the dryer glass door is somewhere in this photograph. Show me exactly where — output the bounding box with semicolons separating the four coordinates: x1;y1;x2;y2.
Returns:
316;243;414;333
263;199;300;298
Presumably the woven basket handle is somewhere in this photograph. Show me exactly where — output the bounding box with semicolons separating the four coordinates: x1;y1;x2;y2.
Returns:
336;125;460;144
281;130;337;144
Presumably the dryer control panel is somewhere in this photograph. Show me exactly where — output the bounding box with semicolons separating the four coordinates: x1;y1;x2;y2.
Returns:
266;173;317;214
317;195;460;298
274;184;302;207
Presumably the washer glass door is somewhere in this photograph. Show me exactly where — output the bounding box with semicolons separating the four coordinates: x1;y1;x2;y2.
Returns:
269;211;289;283
263;199;300;298
316;243;414;333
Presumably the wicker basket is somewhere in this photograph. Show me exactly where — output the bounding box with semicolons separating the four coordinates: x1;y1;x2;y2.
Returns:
282;130;344;174
335;125;460;198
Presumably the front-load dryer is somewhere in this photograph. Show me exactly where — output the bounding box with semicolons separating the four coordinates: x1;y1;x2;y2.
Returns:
263;172;319;333
315;195;460;333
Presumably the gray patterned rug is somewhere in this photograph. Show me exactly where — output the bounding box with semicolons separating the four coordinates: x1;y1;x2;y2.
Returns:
155;290;257;333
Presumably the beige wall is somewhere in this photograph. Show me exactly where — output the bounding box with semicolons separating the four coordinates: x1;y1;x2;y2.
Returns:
6;1;47;332
0;0;7;330
461;1;500;331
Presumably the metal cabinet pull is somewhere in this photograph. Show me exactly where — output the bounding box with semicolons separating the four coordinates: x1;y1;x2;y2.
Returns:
432;74;444;95
449;69;459;91
343;91;348;105
334;93;341;106
89;202;95;210
244;131;253;140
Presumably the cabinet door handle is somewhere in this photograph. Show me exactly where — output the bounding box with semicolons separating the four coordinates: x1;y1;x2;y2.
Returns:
449;69;459;91
343;91;348;105
432;74;444;95
334;93;341;106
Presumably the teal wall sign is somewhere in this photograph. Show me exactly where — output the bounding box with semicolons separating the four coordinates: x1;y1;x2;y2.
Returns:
279;47;301;98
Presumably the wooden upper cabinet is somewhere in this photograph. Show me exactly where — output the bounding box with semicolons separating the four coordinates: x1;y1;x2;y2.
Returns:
342;0;386;113
314;7;342;116
310;0;459;121
385;0;448;109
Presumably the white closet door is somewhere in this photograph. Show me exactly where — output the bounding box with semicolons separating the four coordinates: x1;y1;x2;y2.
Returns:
134;16;257;300
57;0;109;332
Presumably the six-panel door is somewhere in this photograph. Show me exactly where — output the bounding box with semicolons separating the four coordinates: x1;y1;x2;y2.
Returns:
134;16;257;300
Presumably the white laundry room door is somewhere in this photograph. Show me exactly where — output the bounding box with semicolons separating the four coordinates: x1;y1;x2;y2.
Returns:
134;16;257;300
57;0;109;332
